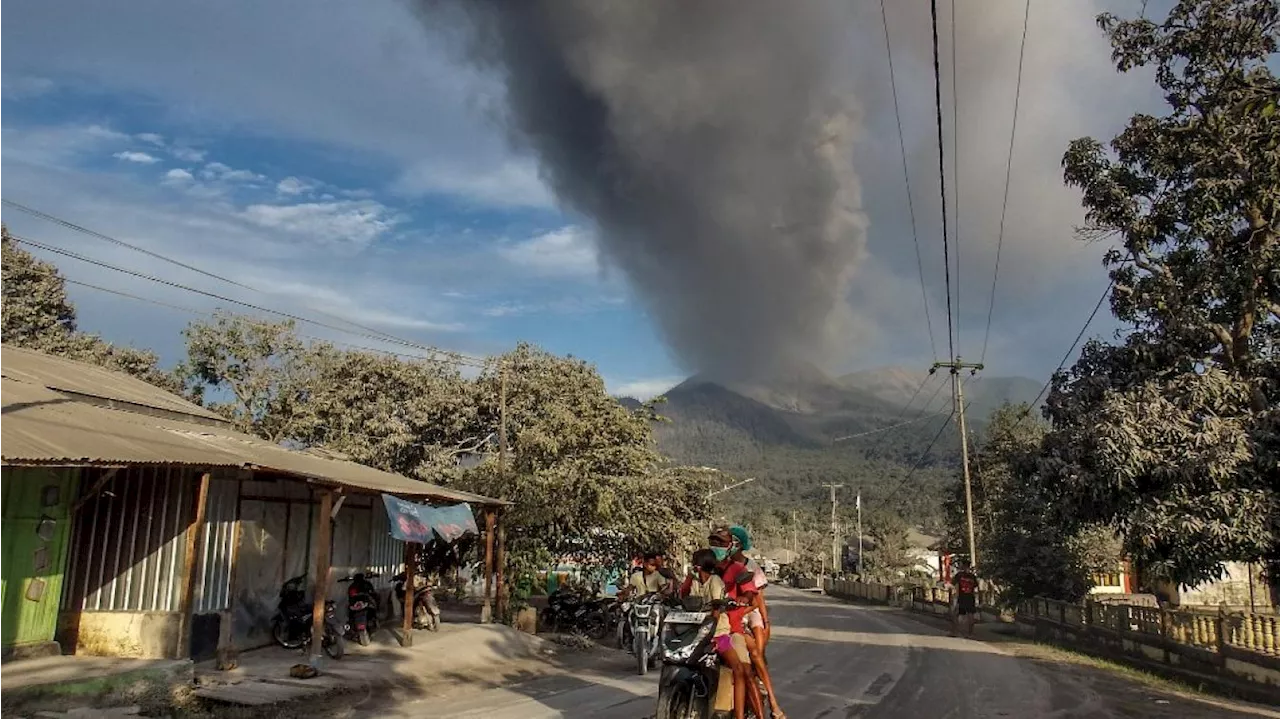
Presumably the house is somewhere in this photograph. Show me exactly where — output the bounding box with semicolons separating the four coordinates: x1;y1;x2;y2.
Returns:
1;345;508;661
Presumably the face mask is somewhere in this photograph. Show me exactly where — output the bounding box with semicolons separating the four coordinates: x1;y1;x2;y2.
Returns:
711;547;730;562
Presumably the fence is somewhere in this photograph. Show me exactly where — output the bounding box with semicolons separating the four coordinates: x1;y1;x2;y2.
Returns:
820;578;1280;693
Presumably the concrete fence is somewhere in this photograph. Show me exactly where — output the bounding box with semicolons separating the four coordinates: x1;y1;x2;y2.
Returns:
822;578;1280;695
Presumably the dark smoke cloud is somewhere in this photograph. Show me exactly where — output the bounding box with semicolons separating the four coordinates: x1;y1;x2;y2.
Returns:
423;1;866;380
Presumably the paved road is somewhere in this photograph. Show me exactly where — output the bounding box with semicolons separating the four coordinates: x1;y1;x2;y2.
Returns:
347;588;1276;718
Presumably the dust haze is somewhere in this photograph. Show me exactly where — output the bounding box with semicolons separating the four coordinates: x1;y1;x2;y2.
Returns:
420;0;867;381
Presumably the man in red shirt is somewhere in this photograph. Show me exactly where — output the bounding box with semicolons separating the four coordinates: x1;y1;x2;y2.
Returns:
951;560;979;638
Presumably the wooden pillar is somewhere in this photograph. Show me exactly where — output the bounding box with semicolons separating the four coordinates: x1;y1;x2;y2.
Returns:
310;489;333;664
495;512;507;622
400;541;416;647
481;507;496;623
176;472;211;659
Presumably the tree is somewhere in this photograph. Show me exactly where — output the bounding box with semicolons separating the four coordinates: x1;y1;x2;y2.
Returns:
179;312;311;439
282;344;478;479
951;404;1120;605
2;228;181;393
1046;0;1280;586
455;344;713;576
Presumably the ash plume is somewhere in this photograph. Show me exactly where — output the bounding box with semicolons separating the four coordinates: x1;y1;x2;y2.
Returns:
423;1;867;380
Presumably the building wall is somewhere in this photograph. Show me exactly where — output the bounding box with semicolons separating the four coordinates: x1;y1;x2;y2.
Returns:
1;467;80;655
1182;562;1272;609
57;466;201;658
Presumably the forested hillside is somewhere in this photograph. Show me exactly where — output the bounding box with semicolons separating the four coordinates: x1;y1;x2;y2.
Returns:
624;368;1041;549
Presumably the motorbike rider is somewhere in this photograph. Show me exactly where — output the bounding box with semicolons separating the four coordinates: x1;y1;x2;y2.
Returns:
622;551;669;599
715;527;788;719
729;525;773;649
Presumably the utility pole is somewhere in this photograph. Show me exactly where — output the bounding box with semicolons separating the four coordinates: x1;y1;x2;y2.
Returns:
931;357;983;570
791;509;798;556
822;484;843;574
856;490;863;577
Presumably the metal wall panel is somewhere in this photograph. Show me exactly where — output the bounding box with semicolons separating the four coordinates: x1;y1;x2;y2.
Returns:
63;467;196;612
368;499;402;589
193;477;239;613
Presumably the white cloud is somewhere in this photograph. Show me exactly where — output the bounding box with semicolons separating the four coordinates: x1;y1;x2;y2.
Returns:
1;124;129;167
498;226;599;277
395;160;556;209
256;279;464;332
610;376;684;400
162;168;194;184
240;200;397;247
172;147;206;162
112;150;160;164
136;132;165;145
3;76;56;98
200;161;264;182
276;176;313;195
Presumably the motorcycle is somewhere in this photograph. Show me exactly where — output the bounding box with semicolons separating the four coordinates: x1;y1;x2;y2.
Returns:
654;598;771;719
626;593;666;676
391;569;440;632
337;572;380;646
270;574;345;660
540;587;594;634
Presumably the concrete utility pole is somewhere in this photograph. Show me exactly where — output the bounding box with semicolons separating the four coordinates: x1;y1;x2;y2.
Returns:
931;357;984;570
791;509;798;556
856;490;863;576
822;483;843;573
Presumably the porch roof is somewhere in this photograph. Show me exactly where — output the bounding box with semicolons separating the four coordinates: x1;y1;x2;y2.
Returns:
1;350;508;508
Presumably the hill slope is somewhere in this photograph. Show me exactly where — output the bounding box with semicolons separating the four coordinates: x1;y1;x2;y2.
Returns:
627;366;1041;536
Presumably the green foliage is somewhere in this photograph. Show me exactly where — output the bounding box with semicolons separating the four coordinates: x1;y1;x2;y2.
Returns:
1049;0;1280;586
178;316;715;583
1;228;181;393
949;404;1120;605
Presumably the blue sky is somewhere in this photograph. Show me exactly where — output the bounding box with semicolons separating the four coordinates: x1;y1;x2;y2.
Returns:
2;0;1159;398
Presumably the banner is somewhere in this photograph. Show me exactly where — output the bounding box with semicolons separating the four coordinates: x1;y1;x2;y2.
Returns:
381;494;478;545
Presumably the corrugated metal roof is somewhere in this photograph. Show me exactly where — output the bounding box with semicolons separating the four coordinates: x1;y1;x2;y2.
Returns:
1;354;507;507
2;345;226;422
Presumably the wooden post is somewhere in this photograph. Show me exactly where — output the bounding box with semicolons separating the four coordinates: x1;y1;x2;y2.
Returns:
400;541;416;647
481;507;496;623
310;489;333;665
495;513;507;622
176;472;211;659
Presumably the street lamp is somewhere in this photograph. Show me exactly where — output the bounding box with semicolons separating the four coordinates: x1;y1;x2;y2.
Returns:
707;477;756;529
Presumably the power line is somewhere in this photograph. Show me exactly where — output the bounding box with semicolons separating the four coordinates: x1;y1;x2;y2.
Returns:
980;0;1032;365
63;278;445;363
930;0;957;361
10;234;489;368
861;375;950;458
884;410;956;503
950;0;962;356
881;373;979;502
832;374;938;443
3;199;254;290
2;199;449;355
879;0;938;361
1024;270;1120;414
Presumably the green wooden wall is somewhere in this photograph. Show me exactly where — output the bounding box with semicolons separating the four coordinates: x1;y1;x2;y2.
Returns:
2;467;80;649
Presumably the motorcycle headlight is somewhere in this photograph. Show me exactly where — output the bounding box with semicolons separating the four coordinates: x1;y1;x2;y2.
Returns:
664;623;713;663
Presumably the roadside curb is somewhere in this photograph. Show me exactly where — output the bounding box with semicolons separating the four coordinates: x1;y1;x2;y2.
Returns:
817;589;1280;707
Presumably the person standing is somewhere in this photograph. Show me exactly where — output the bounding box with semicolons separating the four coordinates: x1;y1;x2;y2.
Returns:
951;560;979;638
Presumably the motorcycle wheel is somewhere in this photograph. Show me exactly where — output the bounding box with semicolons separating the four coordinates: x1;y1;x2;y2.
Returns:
634;630;649;676
656;685;704;719
324;628;345;660
272;617;306;650
540;608;558;633
358;628;371;647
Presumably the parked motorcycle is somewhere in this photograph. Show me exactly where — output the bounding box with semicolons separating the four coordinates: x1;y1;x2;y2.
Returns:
541;587;590;634
391;569;440;632
337;572;380;646
626;593;666;676
654;598;771;718
270;574;345;660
